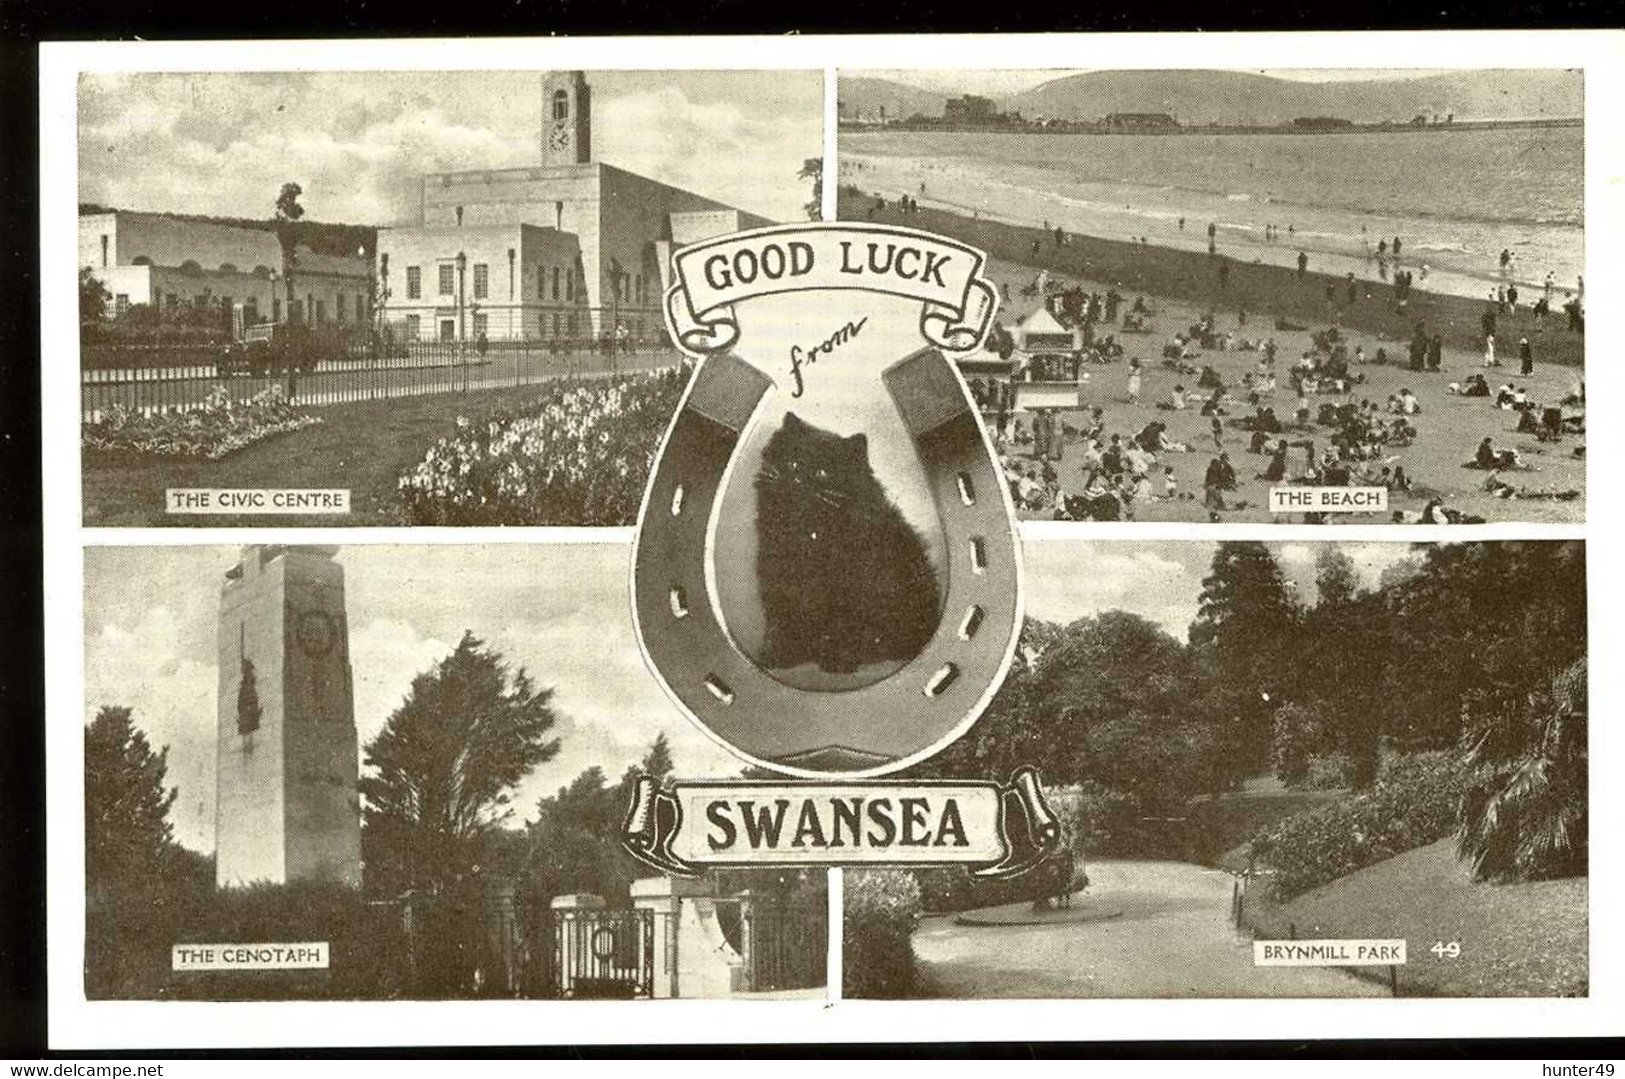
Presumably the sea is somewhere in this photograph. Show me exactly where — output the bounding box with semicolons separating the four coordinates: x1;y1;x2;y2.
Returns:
840;126;1584;303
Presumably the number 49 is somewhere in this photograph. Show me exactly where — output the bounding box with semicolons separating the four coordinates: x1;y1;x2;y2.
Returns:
1430;941;1462;959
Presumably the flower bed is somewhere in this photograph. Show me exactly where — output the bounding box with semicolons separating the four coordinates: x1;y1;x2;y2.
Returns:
81;385;321;460
397;369;686;526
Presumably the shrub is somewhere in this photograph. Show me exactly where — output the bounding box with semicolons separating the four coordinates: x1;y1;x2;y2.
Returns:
397;369;685;526
81;384;320;459
1249;752;1468;901
1300;753;1354;791
88;878;410;1001
1271;702;1320;788
842;869;923;998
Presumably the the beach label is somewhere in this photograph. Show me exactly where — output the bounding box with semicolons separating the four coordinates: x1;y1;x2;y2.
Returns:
1269;486;1388;513
172;942;330;971
1254;940;1407;966
166;488;351;514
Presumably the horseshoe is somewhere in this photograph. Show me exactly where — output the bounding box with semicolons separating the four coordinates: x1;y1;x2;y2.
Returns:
631;346;1023;777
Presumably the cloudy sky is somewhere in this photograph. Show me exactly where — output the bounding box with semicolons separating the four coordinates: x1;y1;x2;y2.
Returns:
83;539;1422;853
78;70;823;227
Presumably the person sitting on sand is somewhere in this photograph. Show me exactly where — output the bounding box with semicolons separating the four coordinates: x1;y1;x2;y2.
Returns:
1168;384;1188;410
1471;436;1524;471
1495;383;1517;409
1398;388;1420;415
1162;466;1178;500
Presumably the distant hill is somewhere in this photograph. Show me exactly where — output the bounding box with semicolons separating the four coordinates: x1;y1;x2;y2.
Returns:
836;77;954;123
78;203;376;258
841;69;1584;126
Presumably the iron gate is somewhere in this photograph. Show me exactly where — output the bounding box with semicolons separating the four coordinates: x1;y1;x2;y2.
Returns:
550;907;655;999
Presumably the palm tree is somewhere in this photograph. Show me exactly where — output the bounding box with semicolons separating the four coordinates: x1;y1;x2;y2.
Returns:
1457;656;1587;882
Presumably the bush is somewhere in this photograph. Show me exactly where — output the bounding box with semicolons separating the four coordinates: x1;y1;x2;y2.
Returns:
82;384;320;459
397;369;685;526
842;869;923;998
1271;702;1320;787
88;878;411;1001
1249;752;1468;901
1300;753;1354;791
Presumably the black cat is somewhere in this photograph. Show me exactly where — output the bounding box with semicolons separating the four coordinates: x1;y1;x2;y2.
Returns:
754;412;941;675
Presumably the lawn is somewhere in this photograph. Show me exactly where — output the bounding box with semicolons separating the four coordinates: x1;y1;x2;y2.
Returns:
1243;838;1588;997
83;384;605;526
1187;778;1347;869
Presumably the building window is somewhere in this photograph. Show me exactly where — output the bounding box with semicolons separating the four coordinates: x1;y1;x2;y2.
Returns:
406;266;422;299
405;314;420;340
244;299;258;324
566;313;576;337
566;270;574;303
290;299;303;324
439;319;456;342
551;313;560;337
553;90;569;121
114;293;129;315
473;312;488;339
455;206;464;226
438;264;455;296
315;299;326;326
356;294;365;323
473;263;489;299
272;297;281;322
336;292;346;322
551;267;560;302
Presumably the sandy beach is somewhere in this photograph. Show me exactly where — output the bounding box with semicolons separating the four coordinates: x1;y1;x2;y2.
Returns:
838;189;1586;525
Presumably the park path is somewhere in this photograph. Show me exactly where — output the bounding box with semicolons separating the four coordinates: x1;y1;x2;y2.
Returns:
911;859;1384;999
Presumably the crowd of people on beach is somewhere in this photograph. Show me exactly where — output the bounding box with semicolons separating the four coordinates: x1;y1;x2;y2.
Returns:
967;262;1584;524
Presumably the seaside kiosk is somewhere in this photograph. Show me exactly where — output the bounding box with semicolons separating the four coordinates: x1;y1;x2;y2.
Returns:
1010;305;1088;411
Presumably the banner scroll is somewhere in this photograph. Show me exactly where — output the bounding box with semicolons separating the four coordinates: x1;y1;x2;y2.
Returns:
665;223;999;357
622;767;1061;880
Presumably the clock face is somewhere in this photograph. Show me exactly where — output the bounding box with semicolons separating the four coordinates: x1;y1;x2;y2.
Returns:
549;124;571;153
296;609;336;657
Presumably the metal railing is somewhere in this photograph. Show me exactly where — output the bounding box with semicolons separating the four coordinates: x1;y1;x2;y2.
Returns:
80;333;684;423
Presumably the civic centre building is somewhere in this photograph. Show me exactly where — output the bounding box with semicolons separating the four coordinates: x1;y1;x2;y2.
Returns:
375;71;771;343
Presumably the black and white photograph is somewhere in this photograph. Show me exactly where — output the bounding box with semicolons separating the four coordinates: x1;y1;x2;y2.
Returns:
837;69;1586;524
81;542;828;1000
75;68;824;526
37;31;1625;1056
843;539;1588;1000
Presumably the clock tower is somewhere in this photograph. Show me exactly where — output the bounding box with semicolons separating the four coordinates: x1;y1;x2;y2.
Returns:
215;545;361;888
542;70;592;167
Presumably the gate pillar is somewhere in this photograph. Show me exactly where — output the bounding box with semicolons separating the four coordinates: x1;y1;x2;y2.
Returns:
631;875;726;998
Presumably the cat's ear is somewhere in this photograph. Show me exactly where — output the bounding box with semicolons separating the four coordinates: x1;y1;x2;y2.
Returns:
847;432;869;460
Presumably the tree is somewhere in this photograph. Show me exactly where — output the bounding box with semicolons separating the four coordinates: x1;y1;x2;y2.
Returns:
79;267;111;323
360;631;561;896
1292;546;1387;786
798;158;823;222
274;181;305;321
1188;543;1299;775
84;706;178;892
640;731;674;783
1458;656;1588;882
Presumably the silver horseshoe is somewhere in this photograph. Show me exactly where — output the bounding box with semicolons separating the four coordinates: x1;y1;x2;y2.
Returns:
631;346;1023;776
